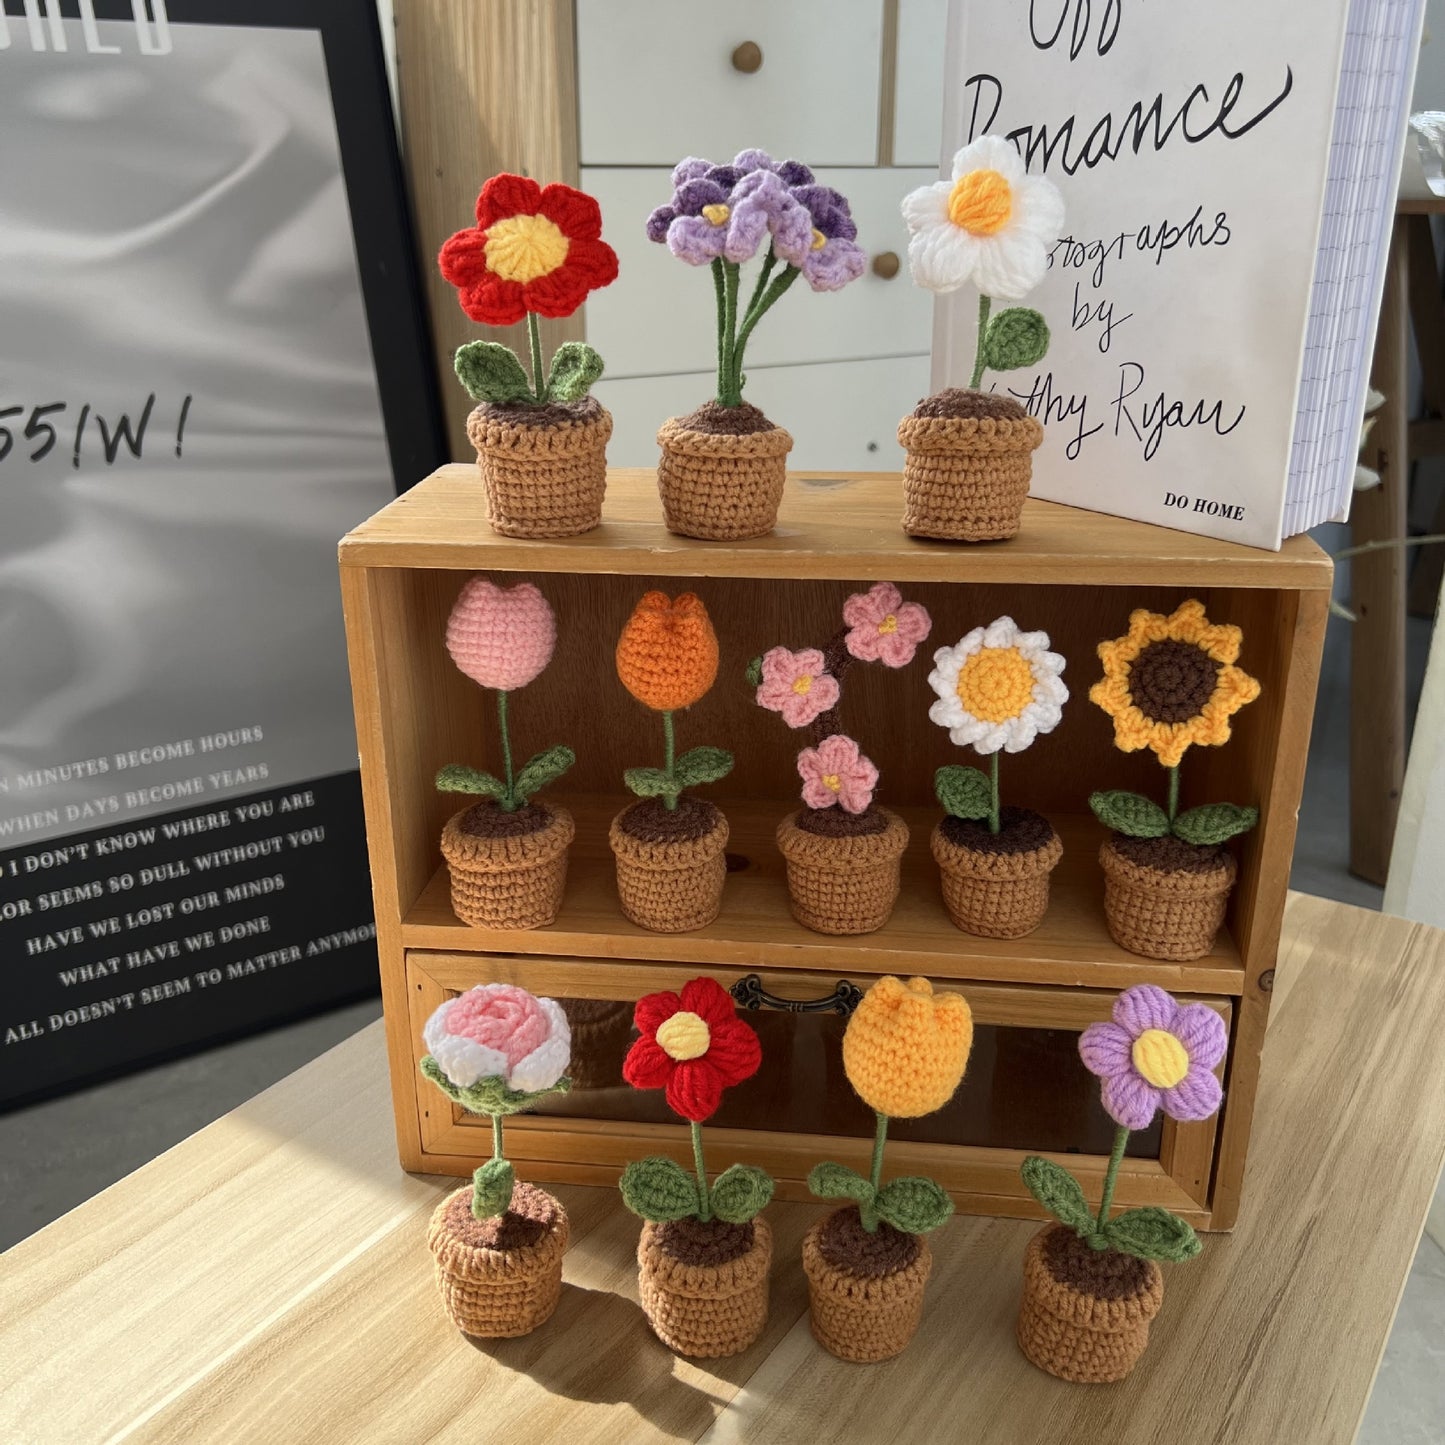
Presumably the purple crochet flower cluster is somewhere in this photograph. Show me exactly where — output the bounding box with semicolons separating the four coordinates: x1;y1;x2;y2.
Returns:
647;150;866;293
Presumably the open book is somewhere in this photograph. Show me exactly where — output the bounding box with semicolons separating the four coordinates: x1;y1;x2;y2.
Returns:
934;0;1425;549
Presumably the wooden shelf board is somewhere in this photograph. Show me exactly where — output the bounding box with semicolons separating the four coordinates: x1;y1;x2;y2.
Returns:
340;466;1333;589
401;797;1245;993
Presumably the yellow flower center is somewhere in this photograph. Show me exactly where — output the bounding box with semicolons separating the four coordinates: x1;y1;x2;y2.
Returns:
879;614;899;635
810;227;827;251
947;168;1013;236
656;1011;710;1061
956;646;1036;723
702;203;731;226
791;675;813;695
1131;1028;1190;1089
821;772;842;792
483;213;570;283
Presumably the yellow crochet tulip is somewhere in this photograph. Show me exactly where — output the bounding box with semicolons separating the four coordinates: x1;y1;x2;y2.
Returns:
842;976;973;1118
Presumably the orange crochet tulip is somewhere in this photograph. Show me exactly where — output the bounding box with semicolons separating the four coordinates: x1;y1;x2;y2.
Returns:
616;591;719;712
842;976;973;1118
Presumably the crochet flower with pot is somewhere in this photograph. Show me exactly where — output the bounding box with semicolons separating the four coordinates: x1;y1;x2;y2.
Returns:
440;173;620;537
896;138;1065;542
1016;984;1225;1382
750;582;932;934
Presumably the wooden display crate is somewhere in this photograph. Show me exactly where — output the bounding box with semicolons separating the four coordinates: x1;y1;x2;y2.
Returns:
339;467;1331;1229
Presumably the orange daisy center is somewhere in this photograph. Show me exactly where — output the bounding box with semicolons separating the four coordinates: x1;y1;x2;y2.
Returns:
948;169;1013;236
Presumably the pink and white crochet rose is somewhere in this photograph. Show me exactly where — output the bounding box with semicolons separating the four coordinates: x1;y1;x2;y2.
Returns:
446;578;556;692
798;734;879;814
423;984;571;1092
843;582;932;668
755;646;840;728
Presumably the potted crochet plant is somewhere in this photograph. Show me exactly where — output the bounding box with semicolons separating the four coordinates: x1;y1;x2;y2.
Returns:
897;137;1064;540
437;577;576;929
804;976;973;1362
1088;599;1261;960
927;617;1068;937
439;173;619;537
619;977;774;1358
646;150;866;540
610;592;734;932
751;582;931;934
419;984;573;1337
1017;984;1225;1382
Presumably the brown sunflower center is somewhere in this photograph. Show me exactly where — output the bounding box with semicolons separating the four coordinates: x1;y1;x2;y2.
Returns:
1127;639;1221;724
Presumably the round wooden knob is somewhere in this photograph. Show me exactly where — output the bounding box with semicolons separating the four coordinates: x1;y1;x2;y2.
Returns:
731;41;763;74
871;250;901;279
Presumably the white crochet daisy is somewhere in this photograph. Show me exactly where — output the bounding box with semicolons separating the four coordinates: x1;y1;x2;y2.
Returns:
928;616;1068;754
902;136;1065;300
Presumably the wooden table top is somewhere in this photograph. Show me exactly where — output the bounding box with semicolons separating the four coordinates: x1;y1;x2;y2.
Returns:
4;893;1443;1445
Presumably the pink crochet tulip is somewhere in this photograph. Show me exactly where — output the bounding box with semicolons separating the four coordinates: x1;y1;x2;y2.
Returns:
842;582;932;667
423;983;571;1092
798;733;878;814
446;577;556;691
755;646;840;728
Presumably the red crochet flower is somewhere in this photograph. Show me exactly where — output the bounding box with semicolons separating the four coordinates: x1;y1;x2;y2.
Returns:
439;173;619;327
622;977;762;1123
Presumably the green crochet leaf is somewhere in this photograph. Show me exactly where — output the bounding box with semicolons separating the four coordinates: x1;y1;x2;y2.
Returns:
1172;802;1259;846
1020;1156;1095;1234
807;1161;876;1206
710;1163;775;1224
1090;789;1171;838
435;764;506;798
454;340;534;405
624;766;680;801
935;764;992;821
744;656;764;688
1103;1206;1202;1263
674;746;734;789
470;1158;515;1220
619;1155;701;1223
874;1176;954;1236
514;744;575;802
545;341;605;402
419;1055;571;1116
983;307;1050;372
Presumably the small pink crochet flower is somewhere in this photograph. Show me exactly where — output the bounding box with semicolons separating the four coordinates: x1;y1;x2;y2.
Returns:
755;646;840;728
1079;985;1226;1131
842;582;932;667
798;733;878;814
446;577;556;691
423;983;571;1092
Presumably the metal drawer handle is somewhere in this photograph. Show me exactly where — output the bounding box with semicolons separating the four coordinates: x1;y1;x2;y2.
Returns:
730;973;862;1016
731;41;764;74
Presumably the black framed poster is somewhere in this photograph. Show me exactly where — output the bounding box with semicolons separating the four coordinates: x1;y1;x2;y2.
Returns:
0;0;447;1104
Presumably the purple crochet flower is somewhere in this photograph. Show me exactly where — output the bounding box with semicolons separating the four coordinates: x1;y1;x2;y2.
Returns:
788;183;868;291
658;168;811;266
645;159;746;244
1078;985;1226;1130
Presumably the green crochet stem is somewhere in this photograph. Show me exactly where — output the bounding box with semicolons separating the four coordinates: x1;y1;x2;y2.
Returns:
711;258;727;402
744;246;778;321
720;262;740;406
730;265;799;395
1167;764;1180;822
526;312;545;402
989;752;1001;835
662;710;677;811
1091;1124;1131;1249
497;690;516;810
862;1112;890;1233
713;253;800;406
491;1112;504;1161
969;293;993;389
690;1120;712;1222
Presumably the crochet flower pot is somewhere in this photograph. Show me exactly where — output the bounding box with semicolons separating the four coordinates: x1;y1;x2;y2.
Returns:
656;404;794;541
467;397;613;539
1099;836;1237;961
637;1217;772;1357
776;808;909;935
440;803;575;930
931;810;1063;938
610;799;729;932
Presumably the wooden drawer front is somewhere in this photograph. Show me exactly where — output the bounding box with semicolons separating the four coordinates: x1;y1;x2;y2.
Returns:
592;355;931;471
405;950;1228;1222
893;0;949;166
576;0;884;167
585;166;935;378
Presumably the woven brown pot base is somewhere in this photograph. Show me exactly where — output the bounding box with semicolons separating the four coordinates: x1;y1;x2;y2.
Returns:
802;1211;932;1363
897;405;1044;541
427;1183;569;1339
637;1218;772;1358
932;821;1063;938
775;810;908;935
656;415;793;540
1016;1225;1164;1383
440;805;575;930
467;400;612;539
1099;838;1237;961
609;802;729;933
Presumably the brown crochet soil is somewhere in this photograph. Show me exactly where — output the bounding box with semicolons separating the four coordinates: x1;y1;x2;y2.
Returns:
678;400;777;436
941;806;1055;856
795;806;891;838
654;1217;755;1267
911;387;1026;422
617;795;721;843
816;1205;922;1278
440;1180;557;1252
475;395;604;430
1128;638;1221;725
458;801;554;839
1042;1225;1153;1301
1110;832;1228;875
